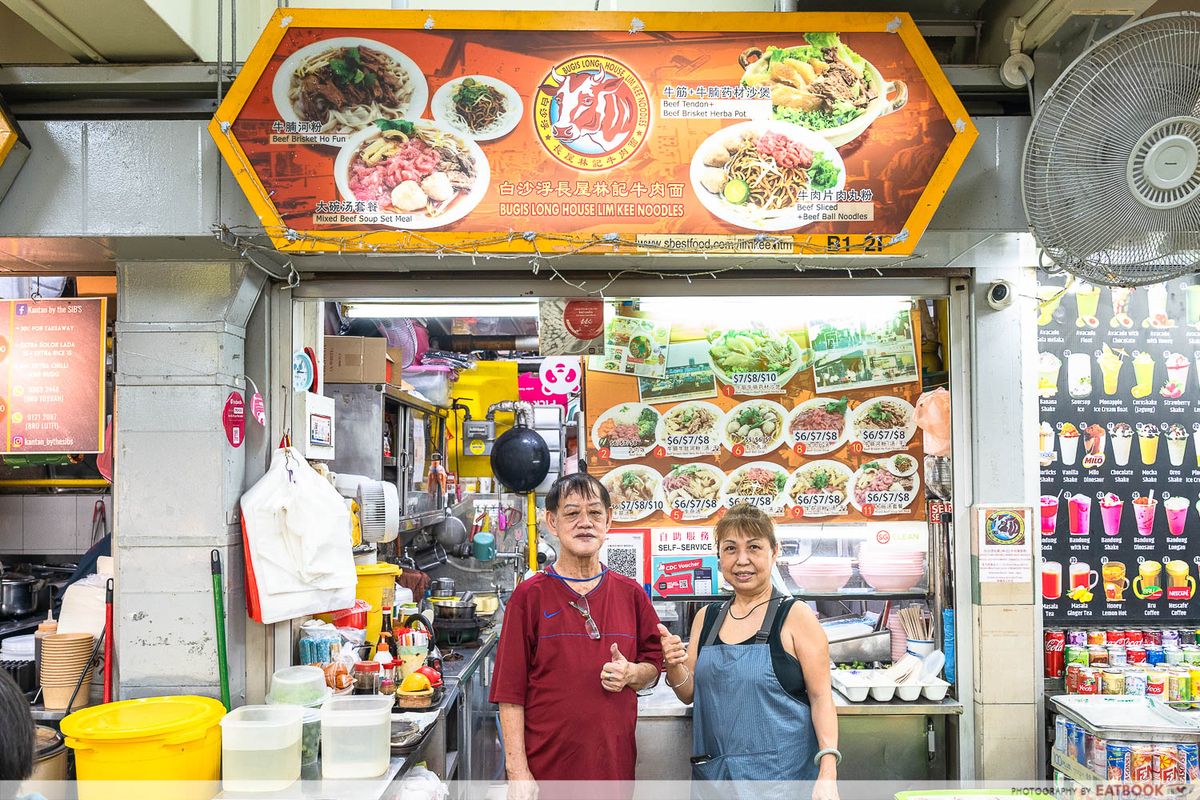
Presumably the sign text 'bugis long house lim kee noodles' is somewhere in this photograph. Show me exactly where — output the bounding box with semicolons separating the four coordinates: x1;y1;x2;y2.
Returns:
209;10;975;257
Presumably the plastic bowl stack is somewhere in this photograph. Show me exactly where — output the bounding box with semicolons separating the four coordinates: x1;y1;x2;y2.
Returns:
859;548;926;593
40;633;95;711
787;557;853;592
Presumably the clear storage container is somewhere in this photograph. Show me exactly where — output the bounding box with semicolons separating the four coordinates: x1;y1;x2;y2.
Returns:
320;695;394;778
404;366;454;408
265;665;330;707
220;705;303;791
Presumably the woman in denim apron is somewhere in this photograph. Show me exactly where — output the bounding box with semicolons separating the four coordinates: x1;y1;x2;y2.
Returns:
658;505;840;800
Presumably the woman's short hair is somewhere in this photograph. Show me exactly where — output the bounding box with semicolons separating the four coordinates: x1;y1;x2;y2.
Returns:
0;668;34;785
714;503;778;548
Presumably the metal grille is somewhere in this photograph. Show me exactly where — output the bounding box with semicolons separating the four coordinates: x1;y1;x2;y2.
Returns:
1022;13;1200;287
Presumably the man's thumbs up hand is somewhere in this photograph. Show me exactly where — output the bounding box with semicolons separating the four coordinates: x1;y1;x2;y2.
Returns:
601;642;631;693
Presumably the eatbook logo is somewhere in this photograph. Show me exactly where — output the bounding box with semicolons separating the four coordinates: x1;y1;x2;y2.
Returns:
534;55;650;171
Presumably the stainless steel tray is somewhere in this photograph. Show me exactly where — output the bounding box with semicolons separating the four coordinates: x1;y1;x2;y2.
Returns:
1049;695;1200;744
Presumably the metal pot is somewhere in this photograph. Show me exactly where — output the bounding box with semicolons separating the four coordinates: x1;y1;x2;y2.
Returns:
0;573;46;619
30;726;67;781
431;577;456;597
432;600;477;621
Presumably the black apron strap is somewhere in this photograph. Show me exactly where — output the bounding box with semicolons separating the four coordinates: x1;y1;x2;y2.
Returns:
753;594;789;644
702;601;732;648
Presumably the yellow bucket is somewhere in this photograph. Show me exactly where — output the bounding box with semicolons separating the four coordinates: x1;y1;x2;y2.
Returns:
61;696;225;800
356;563;401;649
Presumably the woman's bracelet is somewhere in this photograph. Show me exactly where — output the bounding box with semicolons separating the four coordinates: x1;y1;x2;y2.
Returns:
813;748;842;768
665;666;692;689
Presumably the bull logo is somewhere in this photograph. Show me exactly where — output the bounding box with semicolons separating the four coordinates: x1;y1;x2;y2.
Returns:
533;55;650;171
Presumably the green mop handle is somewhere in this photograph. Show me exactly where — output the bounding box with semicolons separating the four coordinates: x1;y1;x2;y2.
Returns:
211;549;231;711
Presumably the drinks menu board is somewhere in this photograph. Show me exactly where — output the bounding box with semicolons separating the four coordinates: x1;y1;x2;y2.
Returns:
0;298;106;454
583;301;925;528
1038;272;1200;623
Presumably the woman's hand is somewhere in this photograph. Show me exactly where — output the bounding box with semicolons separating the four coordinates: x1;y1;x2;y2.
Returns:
812;777;839;800
657;623;686;666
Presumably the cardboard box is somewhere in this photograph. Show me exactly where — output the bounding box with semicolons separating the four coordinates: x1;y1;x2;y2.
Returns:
324;336;392;384
387;348;406;386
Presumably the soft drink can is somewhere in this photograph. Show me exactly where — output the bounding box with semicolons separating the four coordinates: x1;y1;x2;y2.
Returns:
1055;716;1068;753
1194;629;1200;646
1067;629;1088;647
1124;669;1148;695
1145;629;1163;645
1131;744;1155;781
1126;629;1144;645
1182;645;1200;665
1105;629;1124;646
1107;645;1128;667
1155;745;1184;783
1165;646;1185;666
1045;630;1066;678
1128;645;1147;664
1064;721;1078;760
1190;667;1200;705
1102;668;1126;695
1108;742;1133;781
1147;669;1167;696
1078;667;1100;695
1089;645;1109;667
1088;629;1106;646
1073;725;1088;765
1067;645;1090;667
1168;670;1190;705
1066;664;1081;693
1163;629;1181;648
1179;743;1200;781
1147;645;1166;665
1090;734;1109;771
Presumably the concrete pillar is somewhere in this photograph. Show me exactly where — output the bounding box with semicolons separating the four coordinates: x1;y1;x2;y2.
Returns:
969;264;1041;779
114;261;265;701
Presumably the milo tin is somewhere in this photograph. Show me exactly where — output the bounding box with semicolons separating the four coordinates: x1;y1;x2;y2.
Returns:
1164;646;1185;666
1066;645;1090;667
1102;668;1126;695
1163;629;1181;648
1107;645;1128;667
1108;742;1133;781
1124;668;1148;696
1179;743;1199;781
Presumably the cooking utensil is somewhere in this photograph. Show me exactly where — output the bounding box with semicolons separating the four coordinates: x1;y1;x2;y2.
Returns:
211;550;231;711
431;600;477;621
458;590;474;606
102;579;113;704
489;426;550;493
0;573;47;619
431;577;456;597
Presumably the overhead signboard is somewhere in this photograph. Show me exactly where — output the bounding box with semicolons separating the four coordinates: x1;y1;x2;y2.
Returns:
0;92;30;206
211;10;976;257
0;298;107;455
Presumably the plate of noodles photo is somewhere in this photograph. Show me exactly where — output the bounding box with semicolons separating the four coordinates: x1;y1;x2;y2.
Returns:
272;37;429;136
431;75;523;142
690;119;846;232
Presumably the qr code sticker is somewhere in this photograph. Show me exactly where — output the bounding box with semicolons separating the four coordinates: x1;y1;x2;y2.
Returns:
605;545;640;582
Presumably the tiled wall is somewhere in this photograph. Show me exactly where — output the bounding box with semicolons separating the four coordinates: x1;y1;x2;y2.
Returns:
0;495;111;555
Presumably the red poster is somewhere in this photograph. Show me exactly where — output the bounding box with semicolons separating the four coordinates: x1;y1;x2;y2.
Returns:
0;298;106;454
223;391;246;448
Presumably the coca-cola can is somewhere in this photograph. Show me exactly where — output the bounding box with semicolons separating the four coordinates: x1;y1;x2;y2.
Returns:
1078;667;1100;695
1127;645;1147;664
1126;629;1145;645
1145;629;1163;646
1045;630;1066;678
1106;629;1127;646
1067;629;1088;647
1088;629;1106;646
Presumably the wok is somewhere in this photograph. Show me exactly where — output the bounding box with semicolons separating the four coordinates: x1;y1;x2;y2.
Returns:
490;426;550;493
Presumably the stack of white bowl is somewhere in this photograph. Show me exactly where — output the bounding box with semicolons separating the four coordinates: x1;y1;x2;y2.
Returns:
787;557;853;592
858;548;926;592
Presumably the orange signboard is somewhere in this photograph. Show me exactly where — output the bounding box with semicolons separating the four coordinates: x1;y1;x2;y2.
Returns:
211;10;975;256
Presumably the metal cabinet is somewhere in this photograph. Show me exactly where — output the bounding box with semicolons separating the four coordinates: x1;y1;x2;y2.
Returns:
468;650;504;782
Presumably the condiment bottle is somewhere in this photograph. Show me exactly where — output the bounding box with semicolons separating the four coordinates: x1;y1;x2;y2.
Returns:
352;661;381;695
34;613;57;684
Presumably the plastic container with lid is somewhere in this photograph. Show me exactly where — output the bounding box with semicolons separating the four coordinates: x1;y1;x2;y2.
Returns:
354;563;401;648
404;365;455;408
220;705;303;792
265;665;331;707
353;661;381;695
320;695;394;778
61;695;225;800
300;708;321;766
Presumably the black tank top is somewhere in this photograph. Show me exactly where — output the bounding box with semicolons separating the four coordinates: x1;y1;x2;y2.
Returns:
696;599;810;705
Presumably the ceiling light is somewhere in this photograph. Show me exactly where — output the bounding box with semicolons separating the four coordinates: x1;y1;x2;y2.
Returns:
345;301;541;319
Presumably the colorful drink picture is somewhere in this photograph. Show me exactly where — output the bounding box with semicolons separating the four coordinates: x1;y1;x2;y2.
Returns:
1166;560;1196;600
1100;493;1123;537
1103;562;1129;602
1038;352;1062;397
1075;283;1101;328
1060;423;1081;466
1133;496;1157;537
1038;285;1065;326
1144;284;1174;329
1042;561;1063;600
1041;495;1059;536
1132;352;1155;399
1136;423;1160;466
1067;494;1092;537
1082;423;1106;467
1134;561;1164;600
1070;562;1098;592
1166;496;1185;534
1110;287;1135;329
1187;284;1200;328
1163;352;1189;397
1097;344;1124;396
1166;424;1188;467
1111;423;1133;467
1067;353;1092;398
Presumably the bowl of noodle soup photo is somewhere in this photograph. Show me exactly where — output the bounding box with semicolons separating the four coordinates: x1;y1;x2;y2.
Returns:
690;120;845;232
431;76;523;142
272;37;429;136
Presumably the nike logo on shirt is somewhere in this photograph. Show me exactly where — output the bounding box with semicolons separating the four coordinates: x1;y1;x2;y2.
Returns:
543;609;561;619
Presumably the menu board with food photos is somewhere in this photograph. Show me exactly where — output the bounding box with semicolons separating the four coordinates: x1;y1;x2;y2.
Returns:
583;301;925;528
1038;271;1200;623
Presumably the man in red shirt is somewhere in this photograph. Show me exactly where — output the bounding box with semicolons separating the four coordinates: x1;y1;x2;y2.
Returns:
490;473;663;794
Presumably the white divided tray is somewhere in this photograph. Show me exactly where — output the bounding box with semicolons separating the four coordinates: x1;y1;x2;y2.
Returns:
832;669;950;703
